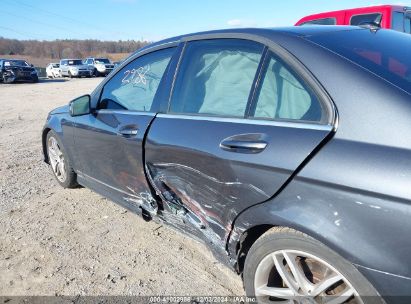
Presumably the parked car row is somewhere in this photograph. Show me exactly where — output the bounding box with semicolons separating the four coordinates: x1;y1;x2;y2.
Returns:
0;56;119;83
46;57;117;79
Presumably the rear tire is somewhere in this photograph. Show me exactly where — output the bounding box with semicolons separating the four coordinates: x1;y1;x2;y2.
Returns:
243;227;383;304
46;130;77;188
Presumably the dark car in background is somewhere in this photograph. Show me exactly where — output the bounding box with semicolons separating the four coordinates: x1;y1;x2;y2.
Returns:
0;59;38;83
42;26;411;303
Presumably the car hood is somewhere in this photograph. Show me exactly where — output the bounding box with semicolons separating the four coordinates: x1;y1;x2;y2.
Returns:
50;104;69;115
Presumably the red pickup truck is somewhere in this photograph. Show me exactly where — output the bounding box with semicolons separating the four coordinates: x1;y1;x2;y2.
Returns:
295;5;411;34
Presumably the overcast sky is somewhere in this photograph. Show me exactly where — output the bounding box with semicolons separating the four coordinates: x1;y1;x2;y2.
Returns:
1;0;410;41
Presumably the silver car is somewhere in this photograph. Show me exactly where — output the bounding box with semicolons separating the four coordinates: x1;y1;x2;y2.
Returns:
59;59;93;78
83;57;114;76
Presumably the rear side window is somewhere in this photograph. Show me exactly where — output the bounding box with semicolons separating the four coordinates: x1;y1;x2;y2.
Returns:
99;47;175;111
170;39;264;117
350;13;382;26
253;53;323;122
300;18;336;26
309;30;411;94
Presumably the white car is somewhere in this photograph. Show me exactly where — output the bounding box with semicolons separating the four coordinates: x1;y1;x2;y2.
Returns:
46;63;61;78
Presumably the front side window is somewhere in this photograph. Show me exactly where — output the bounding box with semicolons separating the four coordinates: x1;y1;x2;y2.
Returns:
392;12;405;32
170;39;264;117
253;53;323;122
98;47;175;111
350;13;382;26
300;18;336;26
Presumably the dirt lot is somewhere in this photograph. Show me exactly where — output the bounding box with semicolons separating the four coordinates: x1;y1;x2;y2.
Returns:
0;78;243;296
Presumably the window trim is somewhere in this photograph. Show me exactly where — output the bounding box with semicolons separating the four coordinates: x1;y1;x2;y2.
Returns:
166;33;336;127
157;113;333;132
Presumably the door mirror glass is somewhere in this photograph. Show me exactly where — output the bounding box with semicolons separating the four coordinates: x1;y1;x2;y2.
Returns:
69;95;91;116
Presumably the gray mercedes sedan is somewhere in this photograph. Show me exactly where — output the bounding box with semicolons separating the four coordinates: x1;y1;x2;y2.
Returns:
42;26;411;304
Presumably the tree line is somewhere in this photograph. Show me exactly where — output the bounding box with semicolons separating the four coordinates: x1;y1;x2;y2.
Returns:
0;37;150;59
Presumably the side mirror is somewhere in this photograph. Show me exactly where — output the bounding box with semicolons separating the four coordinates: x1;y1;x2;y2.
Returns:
69;95;91;116
30;64;34;67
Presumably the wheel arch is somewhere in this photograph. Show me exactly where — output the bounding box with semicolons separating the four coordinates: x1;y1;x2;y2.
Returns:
42;127;51;163
227;191;361;276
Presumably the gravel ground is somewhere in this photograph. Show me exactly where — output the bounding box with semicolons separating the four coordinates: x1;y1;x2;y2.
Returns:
0;78;244;296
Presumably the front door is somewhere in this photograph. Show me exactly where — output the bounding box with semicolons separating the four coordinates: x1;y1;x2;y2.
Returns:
73;47;176;212
145;38;334;243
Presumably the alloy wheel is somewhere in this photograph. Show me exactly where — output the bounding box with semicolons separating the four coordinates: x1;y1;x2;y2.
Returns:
254;249;362;304
48;136;67;182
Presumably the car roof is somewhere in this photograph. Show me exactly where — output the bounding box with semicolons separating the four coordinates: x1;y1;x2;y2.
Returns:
135;26;365;54
3;58;27;61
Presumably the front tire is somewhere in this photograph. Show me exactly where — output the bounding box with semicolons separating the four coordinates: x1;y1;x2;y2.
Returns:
46;130;77;188
243;227;383;304
3;73;15;84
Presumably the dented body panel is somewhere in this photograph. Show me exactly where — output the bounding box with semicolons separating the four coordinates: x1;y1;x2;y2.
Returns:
73;110;157;210
144;114;332;244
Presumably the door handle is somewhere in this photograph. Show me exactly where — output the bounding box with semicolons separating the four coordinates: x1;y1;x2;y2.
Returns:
118;126;139;136
220;139;267;153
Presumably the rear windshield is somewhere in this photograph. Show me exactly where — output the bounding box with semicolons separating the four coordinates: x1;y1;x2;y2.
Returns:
309;29;411;94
